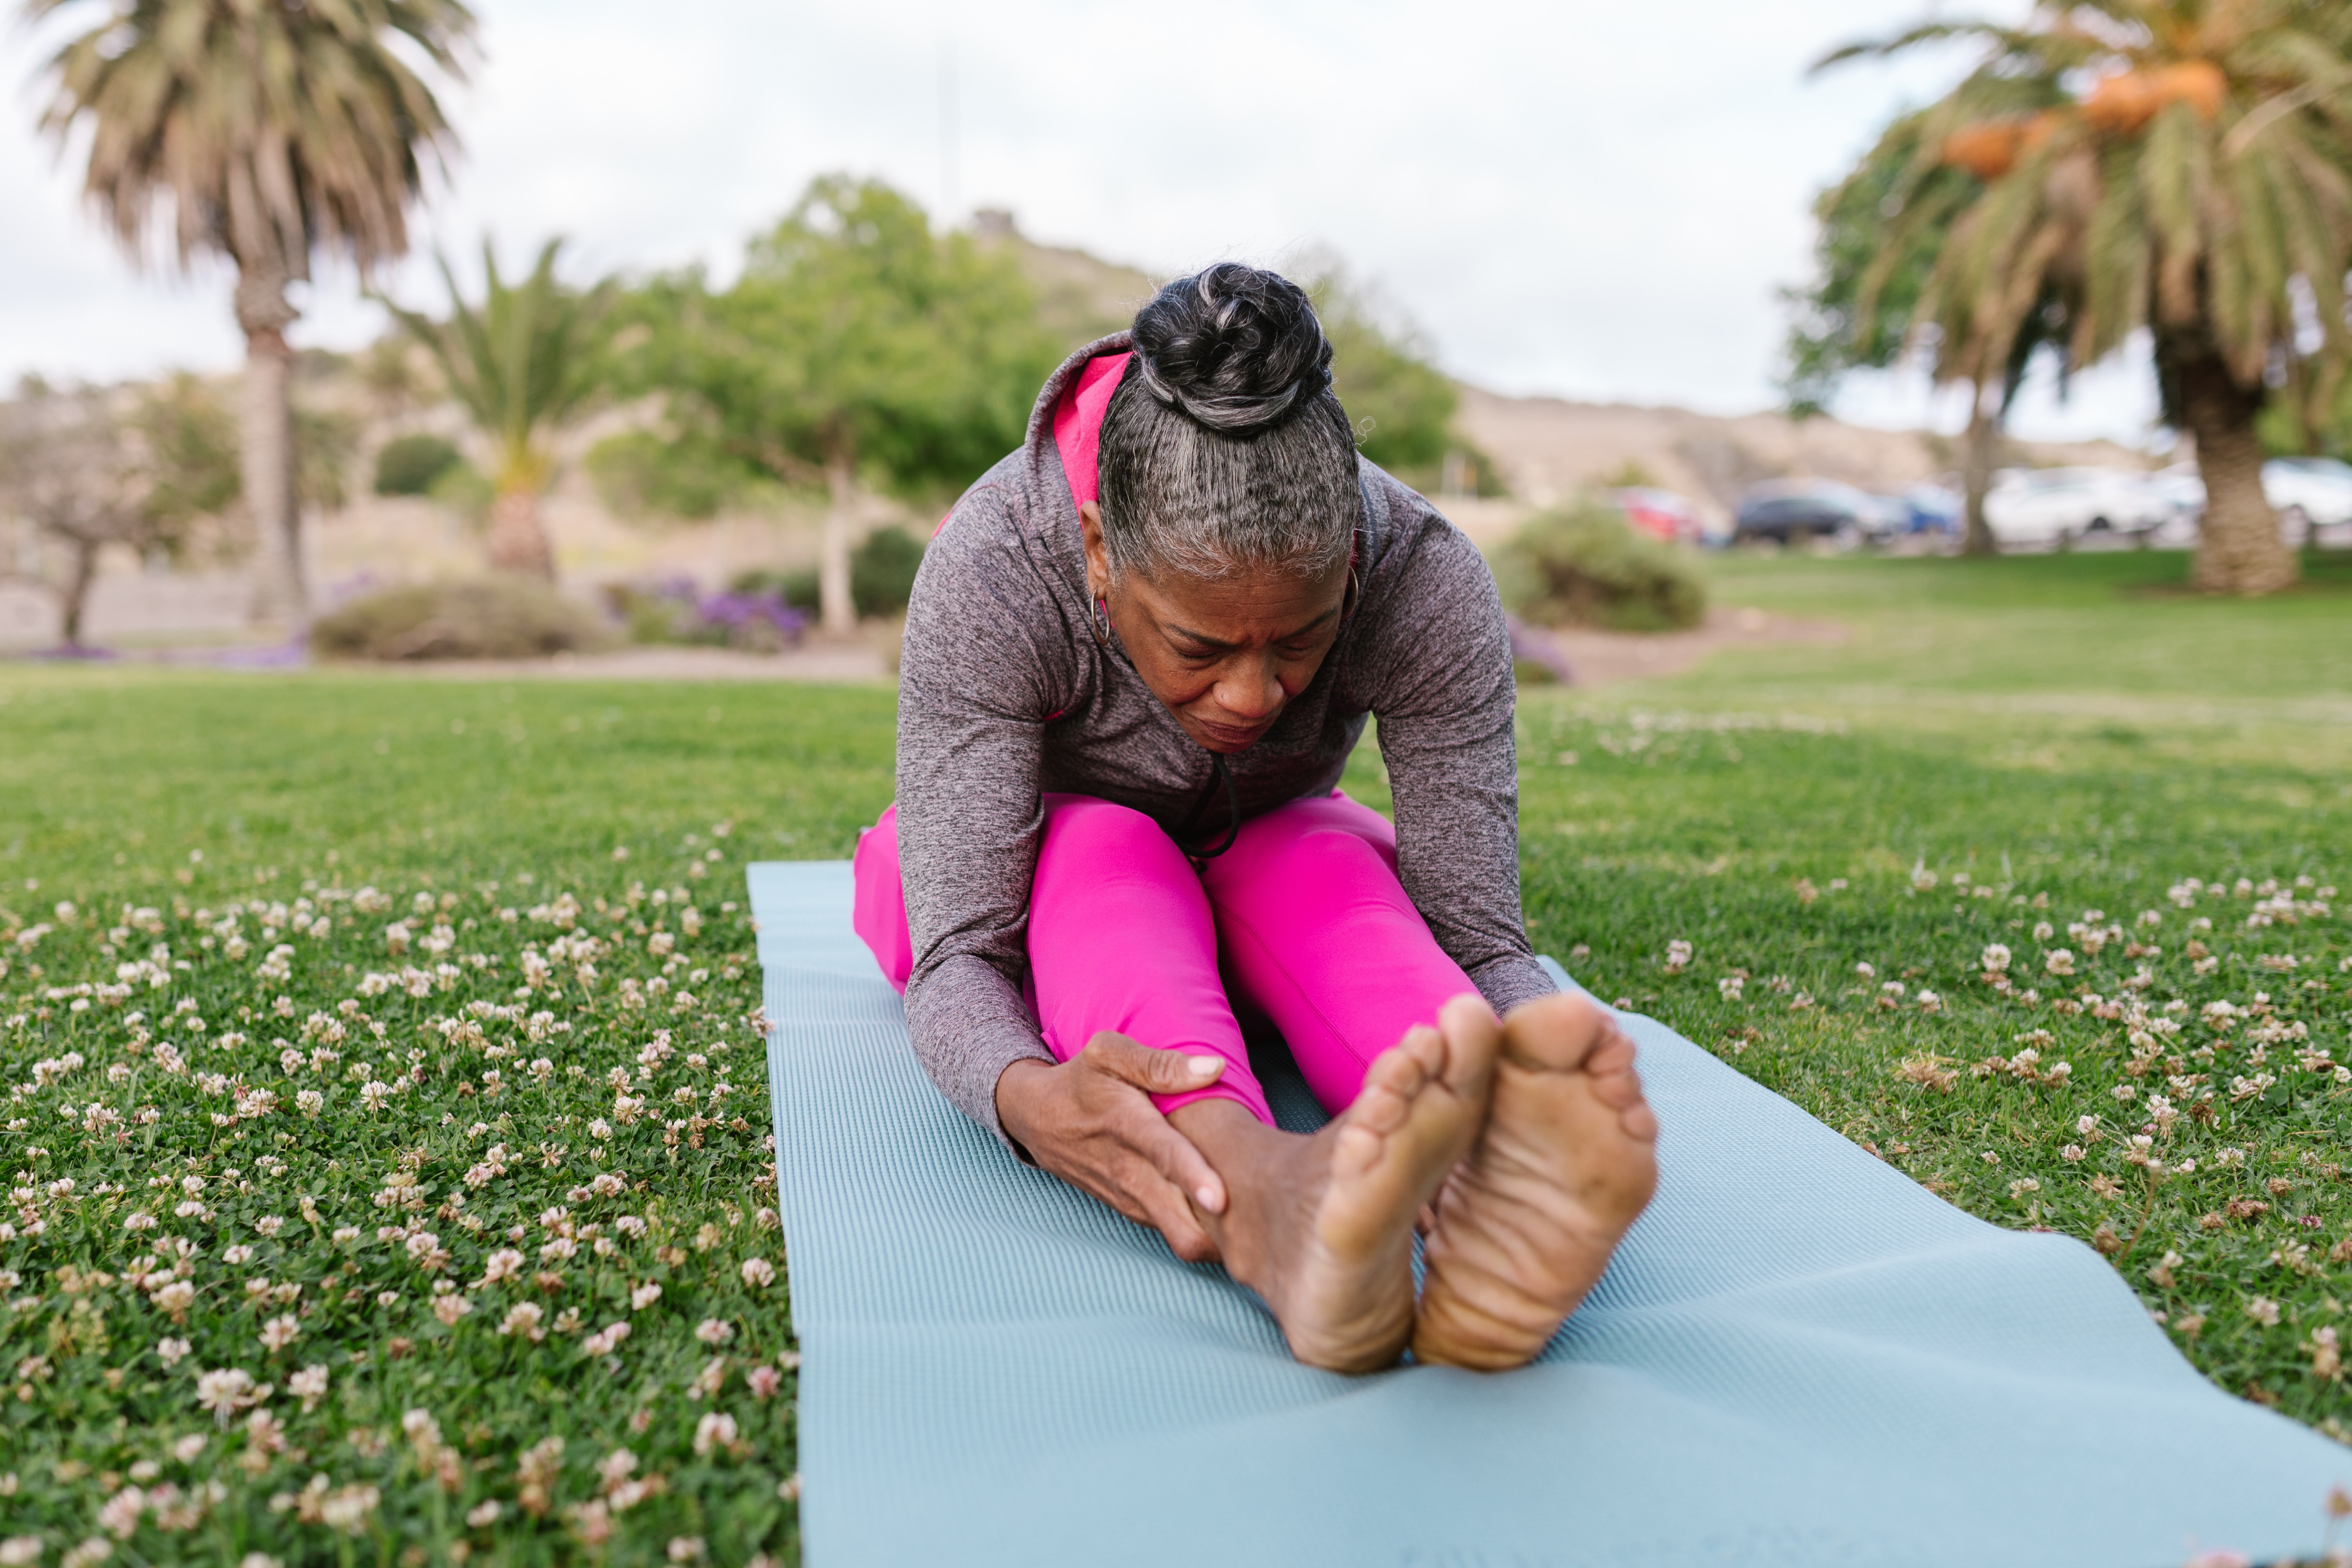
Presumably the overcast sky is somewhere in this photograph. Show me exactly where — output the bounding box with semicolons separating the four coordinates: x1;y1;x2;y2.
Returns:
0;0;2161;445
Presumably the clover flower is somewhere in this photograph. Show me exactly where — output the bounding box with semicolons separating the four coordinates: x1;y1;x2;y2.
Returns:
287;1364;329;1412
691;1412;737;1457
194;1368;263;1426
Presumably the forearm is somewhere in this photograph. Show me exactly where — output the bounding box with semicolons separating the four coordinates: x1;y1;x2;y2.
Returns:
902;954;1054;1143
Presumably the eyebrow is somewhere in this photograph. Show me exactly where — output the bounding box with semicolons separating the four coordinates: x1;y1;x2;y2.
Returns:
1163;605;1342;652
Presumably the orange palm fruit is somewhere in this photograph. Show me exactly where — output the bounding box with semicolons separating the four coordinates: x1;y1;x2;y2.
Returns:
1941;120;2027;180
2084;70;2162;134
2156;60;2226;121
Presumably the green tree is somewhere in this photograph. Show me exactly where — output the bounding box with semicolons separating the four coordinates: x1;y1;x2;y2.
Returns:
621;177;1058;633
1307;263;1462;479
136;374;242;540
1821;1;2352;593
24;0;474;625
380;240;614;578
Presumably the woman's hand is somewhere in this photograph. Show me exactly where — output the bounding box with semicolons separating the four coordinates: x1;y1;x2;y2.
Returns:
994;1035;1231;1263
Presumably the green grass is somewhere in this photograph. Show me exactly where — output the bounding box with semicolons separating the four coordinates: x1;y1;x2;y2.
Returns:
1;546;2348;1563
0;677;897;1567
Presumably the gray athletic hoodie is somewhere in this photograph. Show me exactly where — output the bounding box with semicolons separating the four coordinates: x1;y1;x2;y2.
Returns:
894;334;1554;1140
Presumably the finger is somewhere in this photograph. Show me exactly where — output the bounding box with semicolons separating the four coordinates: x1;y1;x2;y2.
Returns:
1129;1108;1228;1216
1087;1035;1229;1099
1116;1154;1220;1261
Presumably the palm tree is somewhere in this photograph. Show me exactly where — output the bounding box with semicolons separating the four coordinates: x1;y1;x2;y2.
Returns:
1786;109;2069;555
24;0;475;626
379;239;612;578
1821;0;2352;592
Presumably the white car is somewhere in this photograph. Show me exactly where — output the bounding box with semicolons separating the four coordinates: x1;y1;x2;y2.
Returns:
1982;467;2173;548
2263;457;2352;541
2145;457;2352;544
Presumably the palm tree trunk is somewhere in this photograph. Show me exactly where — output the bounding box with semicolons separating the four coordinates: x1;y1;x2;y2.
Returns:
821;447;856;636
1960;381;2001;557
2160;329;2296;594
235;265;307;629
486;488;556;578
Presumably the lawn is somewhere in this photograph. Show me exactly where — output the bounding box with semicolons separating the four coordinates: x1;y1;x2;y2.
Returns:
1;544;2348;1564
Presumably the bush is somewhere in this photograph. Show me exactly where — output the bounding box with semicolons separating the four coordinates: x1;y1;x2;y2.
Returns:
849;526;925;617
426;459;495;524
603;578;807;653
1490;500;1707;632
372;433;463;496
311;578;611;661
730;527;927;621
585;429;740;521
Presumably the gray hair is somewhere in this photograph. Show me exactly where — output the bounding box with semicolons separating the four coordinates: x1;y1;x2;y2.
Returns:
1096;264;1361;583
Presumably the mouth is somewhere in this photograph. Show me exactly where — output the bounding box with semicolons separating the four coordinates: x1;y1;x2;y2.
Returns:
1193;716;1272;751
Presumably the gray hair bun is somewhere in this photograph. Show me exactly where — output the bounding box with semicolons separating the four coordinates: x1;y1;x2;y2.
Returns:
1131;263;1335;434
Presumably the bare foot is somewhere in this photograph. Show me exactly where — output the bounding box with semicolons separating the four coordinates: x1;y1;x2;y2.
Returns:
1412;990;1659;1371
1176;1015;1497;1373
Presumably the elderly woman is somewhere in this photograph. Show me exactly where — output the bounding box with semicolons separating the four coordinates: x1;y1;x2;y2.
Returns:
852;264;1658;1374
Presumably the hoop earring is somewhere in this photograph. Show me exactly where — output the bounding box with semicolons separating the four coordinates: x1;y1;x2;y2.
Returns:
1341;564;1361;620
1091;595;1113;648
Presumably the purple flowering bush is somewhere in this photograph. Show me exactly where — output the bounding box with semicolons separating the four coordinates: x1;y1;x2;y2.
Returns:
607;580;807;655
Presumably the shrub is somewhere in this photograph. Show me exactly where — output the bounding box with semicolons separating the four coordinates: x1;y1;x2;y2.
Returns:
730;528;926;622
1490;500;1707;632
426;459;495;524
311;577;611;661
585;429;740;521
372;433;463;496
849;526;925;617
604;578;807;653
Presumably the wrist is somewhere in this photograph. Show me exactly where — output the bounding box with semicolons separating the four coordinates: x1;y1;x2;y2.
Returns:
993;1056;1054;1157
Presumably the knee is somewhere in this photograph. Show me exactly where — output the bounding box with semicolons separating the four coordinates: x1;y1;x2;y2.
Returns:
1039;797;1179;869
1247;821;1396;888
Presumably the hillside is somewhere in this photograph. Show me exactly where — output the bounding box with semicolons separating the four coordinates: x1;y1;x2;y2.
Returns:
1455;387;2153;521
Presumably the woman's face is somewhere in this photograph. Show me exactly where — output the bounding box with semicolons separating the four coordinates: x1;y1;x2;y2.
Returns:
1080;503;1349;755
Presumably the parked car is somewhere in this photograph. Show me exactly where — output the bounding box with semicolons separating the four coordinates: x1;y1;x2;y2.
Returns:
2263;456;2352;540
2142;458;2352;544
1982;467;2172;547
1610;487;1705;545
1896;483;1963;536
1732;479;1885;543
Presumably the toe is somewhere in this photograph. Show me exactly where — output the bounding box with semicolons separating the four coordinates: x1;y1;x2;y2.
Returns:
1332;1121;1383;1176
1501;991;1610;1072
1436;995;1503;1096
1363;1034;1434;1102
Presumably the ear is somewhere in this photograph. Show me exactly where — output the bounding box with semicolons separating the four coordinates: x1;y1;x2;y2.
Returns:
1078;503;1110;600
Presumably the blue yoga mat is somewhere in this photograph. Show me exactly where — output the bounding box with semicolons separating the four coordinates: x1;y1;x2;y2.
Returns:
752;860;2347;1567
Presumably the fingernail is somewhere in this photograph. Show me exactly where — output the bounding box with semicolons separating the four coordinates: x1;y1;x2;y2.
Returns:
1187;1056;1223;1078
1196;1185;1221;1210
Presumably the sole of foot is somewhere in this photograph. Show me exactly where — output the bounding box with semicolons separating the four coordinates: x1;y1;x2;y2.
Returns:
1412;990;1659;1371
1272;1011;1500;1374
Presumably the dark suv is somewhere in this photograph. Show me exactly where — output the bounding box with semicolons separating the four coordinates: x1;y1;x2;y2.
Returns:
1733;480;1871;543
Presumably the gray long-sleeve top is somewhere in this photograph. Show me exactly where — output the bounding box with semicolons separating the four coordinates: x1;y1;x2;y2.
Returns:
895;335;1554;1139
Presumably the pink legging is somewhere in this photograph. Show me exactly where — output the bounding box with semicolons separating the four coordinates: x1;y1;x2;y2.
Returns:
852;791;1479;1124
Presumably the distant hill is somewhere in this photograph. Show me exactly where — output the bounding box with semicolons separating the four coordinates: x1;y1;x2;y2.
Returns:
1454;388;2154;523
975;211;1158;351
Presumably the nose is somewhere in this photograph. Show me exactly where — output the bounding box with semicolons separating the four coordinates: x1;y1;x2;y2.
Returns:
1213;656;1286;722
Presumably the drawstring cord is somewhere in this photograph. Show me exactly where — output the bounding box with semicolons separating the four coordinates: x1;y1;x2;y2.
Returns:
1187;752;1241;864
